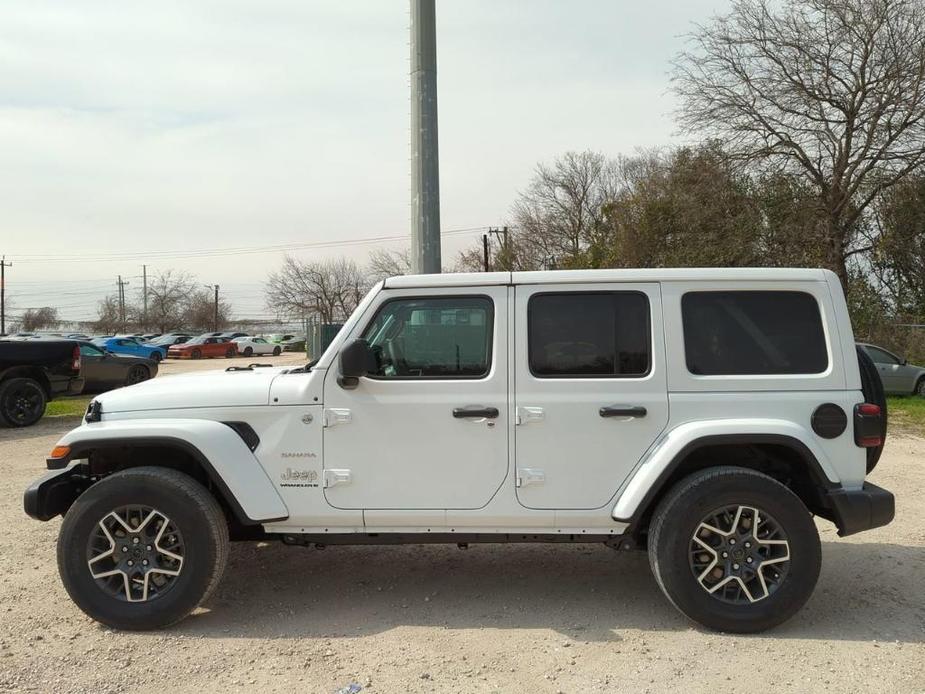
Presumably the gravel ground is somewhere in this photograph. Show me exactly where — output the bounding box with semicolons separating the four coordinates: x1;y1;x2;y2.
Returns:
1;368;923;693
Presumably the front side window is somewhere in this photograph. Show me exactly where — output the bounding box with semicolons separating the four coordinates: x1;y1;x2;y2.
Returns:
361;296;493;379
528;292;651;377
682;291;828;375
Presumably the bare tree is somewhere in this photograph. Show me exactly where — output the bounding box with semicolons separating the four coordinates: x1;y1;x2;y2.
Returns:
92;295;124;334
511;151;621;269
145;271;197;333
674;0;925;287
184;287;233;332
367;248;411;281
20;307;59;332
265;256;369;325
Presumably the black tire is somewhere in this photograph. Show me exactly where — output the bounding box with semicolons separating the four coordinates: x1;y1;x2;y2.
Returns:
243;346;253;357
914;376;925;398
191;349;202;360
225;348;235;358
0;377;48;427
648;466;821;634
124;365;150;386
856;346;887;472
150;351;163;363
57;467;229;630
272;346;281;356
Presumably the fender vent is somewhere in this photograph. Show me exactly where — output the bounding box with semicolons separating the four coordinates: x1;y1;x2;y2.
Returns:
223;422;260;451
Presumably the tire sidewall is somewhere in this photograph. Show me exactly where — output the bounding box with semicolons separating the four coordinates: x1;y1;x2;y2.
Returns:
58;472;221;630
916;377;925;397
653;472;821;633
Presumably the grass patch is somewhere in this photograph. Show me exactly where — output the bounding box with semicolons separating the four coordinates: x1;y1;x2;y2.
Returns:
46;395;93;418
887;396;925;437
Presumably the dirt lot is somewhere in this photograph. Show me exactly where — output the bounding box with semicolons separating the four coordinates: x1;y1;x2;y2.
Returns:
1;365;923;693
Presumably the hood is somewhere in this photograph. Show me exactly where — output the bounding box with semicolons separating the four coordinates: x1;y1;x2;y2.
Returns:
94;366;292;413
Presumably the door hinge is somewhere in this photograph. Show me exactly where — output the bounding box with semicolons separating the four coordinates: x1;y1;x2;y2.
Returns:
324;469;352;488
323;408;352;427
515;406;545;425
516;468;545;488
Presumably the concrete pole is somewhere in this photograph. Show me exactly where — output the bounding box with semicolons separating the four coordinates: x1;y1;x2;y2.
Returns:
410;0;441;274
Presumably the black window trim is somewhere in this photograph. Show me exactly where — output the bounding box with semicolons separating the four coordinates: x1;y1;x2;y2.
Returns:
527;290;653;380
680;289;830;377
359;293;495;381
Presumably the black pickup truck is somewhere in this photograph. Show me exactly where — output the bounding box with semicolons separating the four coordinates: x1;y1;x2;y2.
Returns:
0;341;84;427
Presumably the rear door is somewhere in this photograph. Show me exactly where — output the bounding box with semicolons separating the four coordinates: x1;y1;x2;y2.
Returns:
513;283;668;510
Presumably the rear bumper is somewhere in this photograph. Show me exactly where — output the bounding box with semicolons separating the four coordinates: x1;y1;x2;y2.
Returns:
825;482;895;537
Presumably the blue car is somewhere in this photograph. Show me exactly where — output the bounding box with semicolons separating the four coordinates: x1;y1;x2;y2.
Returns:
93;336;167;363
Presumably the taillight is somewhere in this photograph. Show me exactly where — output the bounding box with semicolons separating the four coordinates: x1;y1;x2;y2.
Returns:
854;403;882;448
72;345;81;372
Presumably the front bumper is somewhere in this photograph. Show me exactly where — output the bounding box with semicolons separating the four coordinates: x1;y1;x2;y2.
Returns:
23;465;86;521
825;482;895;537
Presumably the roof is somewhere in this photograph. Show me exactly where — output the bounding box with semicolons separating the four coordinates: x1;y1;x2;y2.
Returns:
382;267;831;289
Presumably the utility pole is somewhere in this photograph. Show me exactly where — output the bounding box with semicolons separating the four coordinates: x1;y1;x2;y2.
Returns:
142;265;147;331
410;0;441;274
0;256;10;336
116;275;129;334
488;226;509;270
209;284;219;332
482;234;490;272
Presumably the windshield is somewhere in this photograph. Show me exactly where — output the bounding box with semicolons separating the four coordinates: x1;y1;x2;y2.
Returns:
184;336;207;345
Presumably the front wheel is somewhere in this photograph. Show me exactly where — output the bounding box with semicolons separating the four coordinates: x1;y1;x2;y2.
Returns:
57;467;229;630
150;351;162;363
191;349;202;360
272;346;281;356
648;466;820;633
242;346;253;357
0;377;47;427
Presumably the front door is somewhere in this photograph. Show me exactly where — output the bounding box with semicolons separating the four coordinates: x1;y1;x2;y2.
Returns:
513;283;669;510
322;287;509;510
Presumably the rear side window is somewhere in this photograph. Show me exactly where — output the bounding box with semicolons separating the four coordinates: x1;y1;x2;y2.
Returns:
528;292;650;377
682;291;828;375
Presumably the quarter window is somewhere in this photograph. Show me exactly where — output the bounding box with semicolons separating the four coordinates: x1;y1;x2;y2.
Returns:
361;296;493;379
528;292;651;377
682;291;828;375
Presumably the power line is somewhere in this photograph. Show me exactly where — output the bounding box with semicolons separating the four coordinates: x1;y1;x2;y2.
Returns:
6;227;486;264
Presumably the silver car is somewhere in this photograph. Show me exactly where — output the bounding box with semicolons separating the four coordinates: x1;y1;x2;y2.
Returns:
858;343;925;396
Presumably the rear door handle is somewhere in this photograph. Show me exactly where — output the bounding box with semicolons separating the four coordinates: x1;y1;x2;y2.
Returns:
453;406;499;419
599;405;647;418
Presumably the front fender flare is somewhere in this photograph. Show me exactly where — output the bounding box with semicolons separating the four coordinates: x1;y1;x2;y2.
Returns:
50;418;289;524
612;419;839;522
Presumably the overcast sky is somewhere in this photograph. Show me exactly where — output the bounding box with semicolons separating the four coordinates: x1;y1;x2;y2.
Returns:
0;0;728;322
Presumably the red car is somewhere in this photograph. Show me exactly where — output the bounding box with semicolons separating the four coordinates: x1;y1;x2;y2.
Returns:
167;336;237;359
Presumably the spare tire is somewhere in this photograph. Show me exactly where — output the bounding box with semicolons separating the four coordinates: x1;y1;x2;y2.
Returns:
856;345;887;473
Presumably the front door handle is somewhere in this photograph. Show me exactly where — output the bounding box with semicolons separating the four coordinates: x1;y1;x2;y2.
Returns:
599;405;647;418
453;406;499;419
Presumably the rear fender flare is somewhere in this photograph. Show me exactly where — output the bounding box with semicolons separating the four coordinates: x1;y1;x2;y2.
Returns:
612;419;839;522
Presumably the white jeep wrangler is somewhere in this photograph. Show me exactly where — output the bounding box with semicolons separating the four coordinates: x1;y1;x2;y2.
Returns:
24;268;894;633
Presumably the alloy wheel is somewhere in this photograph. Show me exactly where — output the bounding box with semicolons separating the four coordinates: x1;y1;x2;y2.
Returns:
689;504;790;604
86;505;184;603
2;383;44;425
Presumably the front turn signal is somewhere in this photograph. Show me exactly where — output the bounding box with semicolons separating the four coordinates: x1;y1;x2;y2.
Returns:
49;445;71;459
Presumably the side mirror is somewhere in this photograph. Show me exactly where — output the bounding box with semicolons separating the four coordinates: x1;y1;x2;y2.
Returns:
901;357;908;366
338;338;373;388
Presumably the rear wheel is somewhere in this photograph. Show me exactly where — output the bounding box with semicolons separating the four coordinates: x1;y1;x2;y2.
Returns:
915;376;925;397
0;377;47;427
191;349;202;360
225;348;235;358
648;466;820;633
57;467;229;630
272;346;281;356
124;365;150;386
